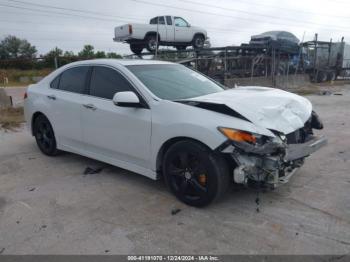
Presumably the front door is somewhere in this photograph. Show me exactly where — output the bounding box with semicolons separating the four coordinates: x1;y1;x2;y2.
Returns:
81;66;152;170
174;17;192;42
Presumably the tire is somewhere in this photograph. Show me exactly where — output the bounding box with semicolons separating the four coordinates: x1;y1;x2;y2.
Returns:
176;46;187;51
162;140;230;207
327;71;336;81
130;43;143;55
316;71;327;83
33;115;59;156
192;34;205;49
145;34;158;53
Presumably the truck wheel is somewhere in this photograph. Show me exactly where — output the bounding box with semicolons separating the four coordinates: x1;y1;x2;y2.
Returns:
130;44;143;55
192;35;205;49
145;35;158;53
162;140;230;207
327;71;336;81
316;71;327;83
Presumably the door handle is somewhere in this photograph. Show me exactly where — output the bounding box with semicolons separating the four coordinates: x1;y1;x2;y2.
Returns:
47;95;56;100
82;104;97;110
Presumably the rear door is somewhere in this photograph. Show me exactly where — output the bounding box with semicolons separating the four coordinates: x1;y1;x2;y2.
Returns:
150;16;168;43
48;66;90;150
165;16;175;42
81;65;152;169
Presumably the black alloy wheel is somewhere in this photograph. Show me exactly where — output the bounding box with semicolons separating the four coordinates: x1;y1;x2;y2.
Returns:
33;115;58;156
163;140;230;207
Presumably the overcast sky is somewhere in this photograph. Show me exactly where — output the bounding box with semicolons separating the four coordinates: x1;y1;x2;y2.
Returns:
1;0;350;56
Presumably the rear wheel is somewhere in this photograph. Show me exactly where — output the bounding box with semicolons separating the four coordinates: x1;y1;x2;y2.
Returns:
33;115;58;156
130;43;144;55
316;71;327;83
145;35;158;53
163;140;230;207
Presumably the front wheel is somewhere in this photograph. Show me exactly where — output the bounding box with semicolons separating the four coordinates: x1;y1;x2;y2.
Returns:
33;114;59;156
163;140;230;207
192;35;205;49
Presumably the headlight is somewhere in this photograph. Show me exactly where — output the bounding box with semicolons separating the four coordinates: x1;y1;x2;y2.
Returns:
218;127;258;144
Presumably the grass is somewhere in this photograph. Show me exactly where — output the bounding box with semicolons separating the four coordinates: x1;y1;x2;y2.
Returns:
0;69;52;87
0;107;25;131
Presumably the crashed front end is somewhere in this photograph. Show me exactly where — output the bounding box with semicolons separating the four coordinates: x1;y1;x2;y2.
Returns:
217;111;327;188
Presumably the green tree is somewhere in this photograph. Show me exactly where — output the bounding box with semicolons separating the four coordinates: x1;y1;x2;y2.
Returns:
78;44;94;58
106;52;122;59
63;51;74;57
46;47;63;58
0;35;37;59
95;51;106;58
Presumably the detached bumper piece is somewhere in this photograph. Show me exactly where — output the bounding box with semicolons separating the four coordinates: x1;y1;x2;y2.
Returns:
285;135;327;161
221;135;327;188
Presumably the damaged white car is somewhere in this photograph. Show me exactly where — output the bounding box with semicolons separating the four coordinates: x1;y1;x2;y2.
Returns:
24;59;327;207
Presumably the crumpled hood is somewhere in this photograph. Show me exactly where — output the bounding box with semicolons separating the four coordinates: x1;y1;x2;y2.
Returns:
187;86;312;134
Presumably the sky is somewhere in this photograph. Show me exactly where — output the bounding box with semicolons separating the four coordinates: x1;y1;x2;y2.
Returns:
0;0;350;56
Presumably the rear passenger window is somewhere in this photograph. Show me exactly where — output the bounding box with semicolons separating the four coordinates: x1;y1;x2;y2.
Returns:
158;16;165;24
166;16;172;25
58;66;89;94
89;66;133;99
50;75;60;89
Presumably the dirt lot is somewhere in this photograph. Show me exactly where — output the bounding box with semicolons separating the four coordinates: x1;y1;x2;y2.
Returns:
0;86;349;255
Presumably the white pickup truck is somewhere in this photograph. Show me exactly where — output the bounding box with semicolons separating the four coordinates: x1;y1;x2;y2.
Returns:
114;16;207;55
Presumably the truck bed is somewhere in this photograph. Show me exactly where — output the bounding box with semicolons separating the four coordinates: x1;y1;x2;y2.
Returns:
114;23;159;42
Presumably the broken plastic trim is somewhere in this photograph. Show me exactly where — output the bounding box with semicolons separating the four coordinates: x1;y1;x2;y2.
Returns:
176;101;251;122
216;139;285;155
231;140;286;155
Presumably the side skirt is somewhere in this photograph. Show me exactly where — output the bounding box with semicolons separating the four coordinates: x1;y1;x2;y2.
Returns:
57;144;158;180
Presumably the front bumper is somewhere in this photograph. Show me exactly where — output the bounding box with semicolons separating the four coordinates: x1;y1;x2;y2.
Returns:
285;135;327;161
220;135;327;187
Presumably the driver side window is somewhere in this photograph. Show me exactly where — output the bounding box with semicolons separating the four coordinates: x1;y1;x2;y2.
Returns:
174;17;188;27
89;66;133;99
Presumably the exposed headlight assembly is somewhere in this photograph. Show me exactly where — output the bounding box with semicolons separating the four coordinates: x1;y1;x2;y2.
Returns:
217;127;259;144
218;127;284;155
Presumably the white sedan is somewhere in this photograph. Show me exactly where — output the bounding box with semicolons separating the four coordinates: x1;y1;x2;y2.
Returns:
24;59;327;207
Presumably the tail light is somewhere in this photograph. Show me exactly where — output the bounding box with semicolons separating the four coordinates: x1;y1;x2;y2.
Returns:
24;91;28;99
128;24;133;35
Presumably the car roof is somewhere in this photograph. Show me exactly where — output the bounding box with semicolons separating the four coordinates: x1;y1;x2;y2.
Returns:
65;59;175;67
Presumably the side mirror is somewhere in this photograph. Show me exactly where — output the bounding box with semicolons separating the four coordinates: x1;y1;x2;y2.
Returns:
113;91;141;107
187;23;191;27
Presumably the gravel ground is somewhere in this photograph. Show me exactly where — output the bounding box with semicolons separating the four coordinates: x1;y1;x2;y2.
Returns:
0;86;349;255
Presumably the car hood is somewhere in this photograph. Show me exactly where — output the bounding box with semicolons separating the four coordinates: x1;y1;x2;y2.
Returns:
185;86;312;135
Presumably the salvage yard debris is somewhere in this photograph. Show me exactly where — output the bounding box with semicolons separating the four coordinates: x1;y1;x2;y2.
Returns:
0;106;24;130
83;166;104;175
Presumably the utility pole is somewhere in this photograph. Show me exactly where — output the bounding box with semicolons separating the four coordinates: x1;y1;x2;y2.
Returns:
54;56;58;69
155;16;159;59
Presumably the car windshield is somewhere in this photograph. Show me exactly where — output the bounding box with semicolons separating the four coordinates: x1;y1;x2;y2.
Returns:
126;64;224;100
